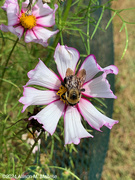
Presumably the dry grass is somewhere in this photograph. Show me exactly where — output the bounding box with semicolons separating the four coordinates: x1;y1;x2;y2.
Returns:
102;0;135;179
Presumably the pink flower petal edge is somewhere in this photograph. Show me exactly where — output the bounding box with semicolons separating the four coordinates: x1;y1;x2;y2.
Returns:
19;86;59;113
77;98;119;131
64;106;93;145
29;100;65;135
54;43;80;80
82;72;117;99
26;59;61;90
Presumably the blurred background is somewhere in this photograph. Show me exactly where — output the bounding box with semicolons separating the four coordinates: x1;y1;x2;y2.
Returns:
102;0;135;179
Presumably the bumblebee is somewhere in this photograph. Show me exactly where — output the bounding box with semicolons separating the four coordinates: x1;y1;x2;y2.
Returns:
63;68;86;106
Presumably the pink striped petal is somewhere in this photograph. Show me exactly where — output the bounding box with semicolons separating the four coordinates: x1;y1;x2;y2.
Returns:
0;24;10;32
29;100;65;135
0;24;24;39
98;65;119;75
36;4;58;27
32;1;55;17
54;43;80;80
1;0;17;11
19;87;59;112
25;27;59;46
26;59;61;90
78;98;118;131
82;73;117;99
64;106;93;145
6;0;19;26
78;55;100;83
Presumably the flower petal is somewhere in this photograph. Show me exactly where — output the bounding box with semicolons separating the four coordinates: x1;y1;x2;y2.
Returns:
22;133;28;140
54;43;80;80
25;27;59;47
78;98;118;131
99;65;119;75
26;59;61;90
79;55;119;83
36;4;58;27
32;0;55;17
0;24;10;32
19;87;59;112
32;145;38;153
5;0;19;26
79;55;100;82
64;106;93;145
1;0;15;11
29;100;65;135
82;73;117;99
0;24;24;39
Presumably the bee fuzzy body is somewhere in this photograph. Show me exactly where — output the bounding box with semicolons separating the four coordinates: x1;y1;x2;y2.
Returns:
63;68;86;106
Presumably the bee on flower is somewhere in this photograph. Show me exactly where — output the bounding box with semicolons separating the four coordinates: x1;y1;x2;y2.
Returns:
19;43;119;145
0;0;59;47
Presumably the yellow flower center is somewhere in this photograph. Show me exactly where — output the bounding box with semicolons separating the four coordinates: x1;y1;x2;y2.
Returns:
20;13;36;29
56;85;68;104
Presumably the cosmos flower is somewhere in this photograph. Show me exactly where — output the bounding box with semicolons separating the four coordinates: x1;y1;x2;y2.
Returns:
19;43;119;145
22;131;41;153
0;0;59;47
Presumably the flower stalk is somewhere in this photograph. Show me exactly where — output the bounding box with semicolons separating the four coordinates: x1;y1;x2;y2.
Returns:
87;1;91;55
0;38;19;88
22;130;43;172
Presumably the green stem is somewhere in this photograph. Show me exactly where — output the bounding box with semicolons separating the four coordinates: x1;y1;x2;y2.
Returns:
0;38;19;87
44;32;60;65
0;32;5;64
58;2;64;45
62;0;72;22
87;1;91;55
22;131;43;172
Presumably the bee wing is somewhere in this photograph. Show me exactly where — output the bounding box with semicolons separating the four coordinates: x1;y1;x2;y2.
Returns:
77;69;86;86
66;68;74;77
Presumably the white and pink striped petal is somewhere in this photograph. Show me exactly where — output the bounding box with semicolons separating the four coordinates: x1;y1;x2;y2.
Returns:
29;100;65;135
82;73;117;99
64;106;93;145
0;24;24;39
36;4;58;27
26;59;61;90
1;0;18;11
78;98;118;131
19;87;59;112
6;0;19;26
78;55;101;83
54;43;80;80
25;27;59;46
98;65;119;75
32;0;55;17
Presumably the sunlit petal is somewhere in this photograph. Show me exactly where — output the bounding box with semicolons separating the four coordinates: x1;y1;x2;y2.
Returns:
19;87;59;112
54;43;80;80
78;98;118;131
83;73;117;99
26;59;61;90
64;106;93;145
29;100;65;135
